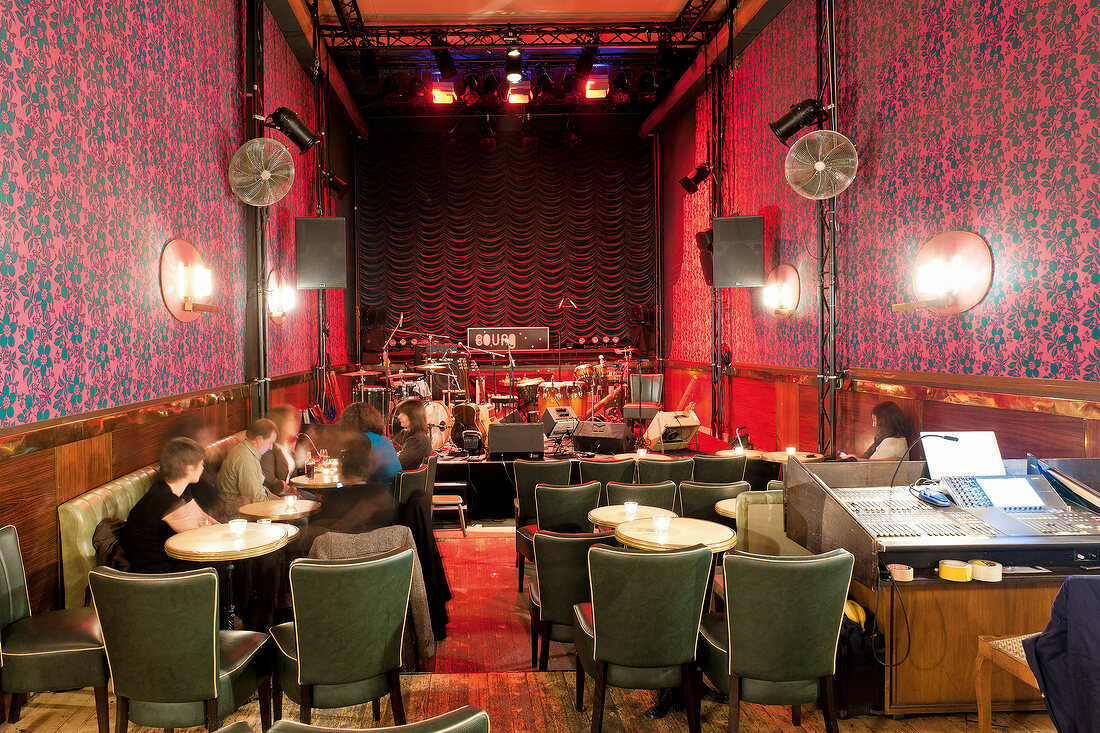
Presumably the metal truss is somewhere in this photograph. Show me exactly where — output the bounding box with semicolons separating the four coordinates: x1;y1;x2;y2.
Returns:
674;0;721;36
318;23;714;50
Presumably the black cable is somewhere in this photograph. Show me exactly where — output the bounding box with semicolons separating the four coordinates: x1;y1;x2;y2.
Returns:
870;564;912;668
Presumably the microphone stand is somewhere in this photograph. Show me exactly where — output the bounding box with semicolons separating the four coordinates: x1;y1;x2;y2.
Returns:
507;344;517;421
887;434;960;509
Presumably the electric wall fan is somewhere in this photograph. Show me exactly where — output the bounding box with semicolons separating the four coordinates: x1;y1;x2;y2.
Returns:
783;130;858;200
229;137;295;207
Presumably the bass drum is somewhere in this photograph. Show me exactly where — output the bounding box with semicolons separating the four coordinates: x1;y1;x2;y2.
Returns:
390;399;452;450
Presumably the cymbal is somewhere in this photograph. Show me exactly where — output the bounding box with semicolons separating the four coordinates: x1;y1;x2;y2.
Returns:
343;369;381;377
415;363;450;371
385;372;420;381
614;347;636;355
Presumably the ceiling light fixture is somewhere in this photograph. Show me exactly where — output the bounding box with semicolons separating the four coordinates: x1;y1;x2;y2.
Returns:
505;47;523;83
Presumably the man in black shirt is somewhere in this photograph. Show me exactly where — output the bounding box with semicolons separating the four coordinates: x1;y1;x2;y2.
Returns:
121;437;221;572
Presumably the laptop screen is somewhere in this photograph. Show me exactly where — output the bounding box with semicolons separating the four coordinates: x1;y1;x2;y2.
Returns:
920;431;1006;480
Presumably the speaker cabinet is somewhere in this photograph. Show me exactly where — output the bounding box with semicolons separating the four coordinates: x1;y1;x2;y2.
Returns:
541;406;579;437
573;421;627;454
295;217;347;289
488;423;546;459
712;215;765;288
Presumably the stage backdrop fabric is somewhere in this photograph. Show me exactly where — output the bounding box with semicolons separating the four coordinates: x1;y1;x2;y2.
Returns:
355;129;657;346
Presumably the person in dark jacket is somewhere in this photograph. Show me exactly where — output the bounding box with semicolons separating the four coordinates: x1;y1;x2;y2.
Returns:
393;399;434;470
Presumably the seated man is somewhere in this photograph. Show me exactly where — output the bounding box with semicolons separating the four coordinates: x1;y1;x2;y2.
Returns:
218;419;278;514
121;437;220;573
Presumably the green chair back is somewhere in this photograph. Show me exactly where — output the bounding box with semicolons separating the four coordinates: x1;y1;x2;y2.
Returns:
0;525;32;630
723;549;854;682
734;490;809;556
396;465;428;504
289;547;414;685
637;457;694;485
578;459;636;504
605;481;677;511
532;531;612;627
514;459;572;524
677;481;750;522
588;544;711;667
89;567;219;704
535;481;601;533
424;455;438;499
692;455;748;483
266;705;490;733
766;479;784;491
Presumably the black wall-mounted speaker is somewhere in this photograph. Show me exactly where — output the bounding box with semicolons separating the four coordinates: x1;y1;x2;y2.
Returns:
295;217;347;289
712;215;765;288
573;421;627;454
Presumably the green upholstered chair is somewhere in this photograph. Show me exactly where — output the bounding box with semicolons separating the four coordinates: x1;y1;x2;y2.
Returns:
528;530;613;670
257;705;489;733
605;481;677;512
766;479;784;491
534;481;601;534
395;465;428;504
271;548;414;725
677;481;750;525
514;459;573;591
578;458;636;505
0;525;110;733
573;544;712;733
691;455;748;484
88;566;271;732
636;457;694;486
424;455;438;498
698;549;854;733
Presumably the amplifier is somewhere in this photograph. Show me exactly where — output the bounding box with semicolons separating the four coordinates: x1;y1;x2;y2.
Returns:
573;421;627;454
488;423;545;460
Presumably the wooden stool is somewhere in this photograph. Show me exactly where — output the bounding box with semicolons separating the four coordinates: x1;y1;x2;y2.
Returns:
433;493;468;537
975;633;1040;733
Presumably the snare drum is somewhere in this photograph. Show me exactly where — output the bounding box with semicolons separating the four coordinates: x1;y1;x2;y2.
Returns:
537;381;585;417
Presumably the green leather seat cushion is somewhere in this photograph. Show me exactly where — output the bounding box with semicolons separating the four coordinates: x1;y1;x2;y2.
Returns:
697;613;819;705
529;580;573;644
127;630;268;730
0;607;108;692
573;603;684;690
270;622;390;708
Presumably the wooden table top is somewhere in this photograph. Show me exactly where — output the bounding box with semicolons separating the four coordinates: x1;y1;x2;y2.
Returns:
615;517;735;554
289;474;345;489
611;452;674;461
760;450;824;464
715;448;764;459
238;499;321;521
714;498;738;519
588;504;677;529
165;522;291;562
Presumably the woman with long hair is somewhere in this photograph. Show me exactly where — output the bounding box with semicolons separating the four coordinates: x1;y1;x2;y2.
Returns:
339;402;402;491
393;399;434;469
862;401;911;460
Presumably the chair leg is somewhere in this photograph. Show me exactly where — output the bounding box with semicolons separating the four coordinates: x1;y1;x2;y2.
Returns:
7;692;23;723
590;662;607;733
272;676;283;722
517;555;525;592
93;686;110;733
389;668;406;725
682;664;701;733
299;685;312;725
531;610;540;669
819;675;839;733
372;699;381;721
115;695;129;733
205;697;219;731
458;504;468;537
574;653;585;712
258;678;272;732
538;620;551;671
728;676;741;733
791;704;801;726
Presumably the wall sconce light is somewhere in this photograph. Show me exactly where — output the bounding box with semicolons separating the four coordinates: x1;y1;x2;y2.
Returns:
762;264;800;317
160;239;218;322
892;231;993;314
679;164;710;194
266;270;297;324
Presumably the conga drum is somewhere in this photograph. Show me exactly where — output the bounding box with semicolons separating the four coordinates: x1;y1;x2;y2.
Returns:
537;381;585;417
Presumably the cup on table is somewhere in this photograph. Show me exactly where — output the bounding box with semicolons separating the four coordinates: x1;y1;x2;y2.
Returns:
256;518;271;525
623;501;638;519
228;518;247;537
654;516;671;535
284;494;298;510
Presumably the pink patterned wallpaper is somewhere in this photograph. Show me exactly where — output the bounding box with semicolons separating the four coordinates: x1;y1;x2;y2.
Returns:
664;0;1100;381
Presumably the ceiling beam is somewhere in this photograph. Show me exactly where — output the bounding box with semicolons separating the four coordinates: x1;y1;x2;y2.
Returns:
319;22;714;49
638;0;794;137
265;0;371;138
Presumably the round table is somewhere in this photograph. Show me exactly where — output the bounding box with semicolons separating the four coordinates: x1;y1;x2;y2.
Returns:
760;450;824;464
290;474;345;490
238;499;321;521
615;517;736;554
714;498;739;519
612;452;674;461
588;504;676;530
165;522;293;628
716;448;764;459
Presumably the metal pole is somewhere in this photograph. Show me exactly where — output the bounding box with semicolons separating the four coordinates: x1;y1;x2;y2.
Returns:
244;0;269;419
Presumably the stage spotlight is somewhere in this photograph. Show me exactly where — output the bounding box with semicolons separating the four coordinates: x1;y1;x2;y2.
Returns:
637;72;657;103
431;76;457;104
263;108;319;152
323;171;349;198
679;163;710;194
406;77;428;105
534;72;555;102
430;33;456;80
521;115;537;148
382;76;401;106
655;45;676;83
769;99;826;143
611;72;630;104
481;74;501;105
585;64;610;99
507;78;531;104
505;51;523;83
359;48;379;84
479;115;497;150
575;45;598;81
462;74;481;105
562;73;579;103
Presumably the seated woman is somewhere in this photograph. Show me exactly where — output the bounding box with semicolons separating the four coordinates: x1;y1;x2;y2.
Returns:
862;401;912;460
393;399;434;469
339;403;402;492
308;434;396;537
121;437;221;573
261;405;319;502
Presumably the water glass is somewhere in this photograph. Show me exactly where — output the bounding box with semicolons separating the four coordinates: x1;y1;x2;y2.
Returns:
228;519;247;537
623;501;638;519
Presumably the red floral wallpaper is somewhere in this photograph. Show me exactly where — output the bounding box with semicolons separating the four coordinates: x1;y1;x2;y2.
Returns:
664;0;1100;382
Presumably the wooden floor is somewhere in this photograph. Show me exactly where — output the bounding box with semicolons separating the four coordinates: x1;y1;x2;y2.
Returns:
8;528;1056;733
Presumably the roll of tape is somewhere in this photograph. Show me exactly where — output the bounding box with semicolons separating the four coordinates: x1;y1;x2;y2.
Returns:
969;559;1003;582
887;563;914;582
938;559;973;582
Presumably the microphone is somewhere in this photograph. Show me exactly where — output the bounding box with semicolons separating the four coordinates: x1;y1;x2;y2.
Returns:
296;431;320;455
887;434;960;503
733;425;748;449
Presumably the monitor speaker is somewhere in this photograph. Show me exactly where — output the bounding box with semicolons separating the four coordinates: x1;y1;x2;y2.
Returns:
573;421;627;454
541;406;579;437
712;215;765;288
295;217;347;289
